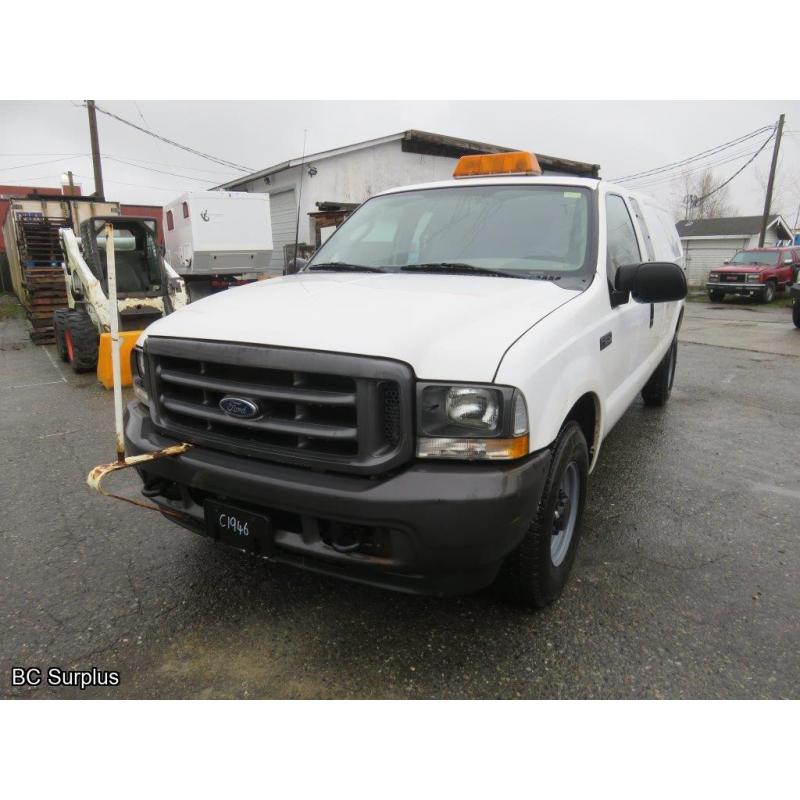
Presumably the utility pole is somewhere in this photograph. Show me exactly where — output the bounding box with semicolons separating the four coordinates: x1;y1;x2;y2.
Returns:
758;113;785;247
86;100;105;200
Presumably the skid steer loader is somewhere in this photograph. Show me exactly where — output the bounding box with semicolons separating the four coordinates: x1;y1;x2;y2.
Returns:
54;216;187;387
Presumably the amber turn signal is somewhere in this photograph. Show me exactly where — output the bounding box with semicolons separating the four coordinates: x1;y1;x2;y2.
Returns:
416;434;530;461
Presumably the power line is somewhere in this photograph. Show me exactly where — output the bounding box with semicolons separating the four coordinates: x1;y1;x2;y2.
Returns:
70;172;185;193
105;152;236;175
103;155;218;183
0;154;86;171
627;143;766;191
85;102;254;173
692;130;776;206
612;124;774;183
1;151;234;174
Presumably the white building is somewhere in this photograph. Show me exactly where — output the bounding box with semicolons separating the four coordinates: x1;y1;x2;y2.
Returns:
676;215;793;288
216;130;600;273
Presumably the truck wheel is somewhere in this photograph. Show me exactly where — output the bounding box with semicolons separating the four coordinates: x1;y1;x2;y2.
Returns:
762;280;776;304
64;311;99;373
708;290;725;302
642;336;677;407
498;421;589;609
53;309;74;362
793;301;800;329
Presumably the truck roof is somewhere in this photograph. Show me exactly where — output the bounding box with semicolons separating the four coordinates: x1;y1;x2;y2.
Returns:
376;175;604;196
374;175;674;217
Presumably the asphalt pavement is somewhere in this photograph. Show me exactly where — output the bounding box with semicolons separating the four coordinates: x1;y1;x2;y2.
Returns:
1;296;798;698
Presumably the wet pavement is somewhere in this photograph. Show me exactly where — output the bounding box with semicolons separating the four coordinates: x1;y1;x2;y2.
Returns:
1;297;798;698
681;298;800;356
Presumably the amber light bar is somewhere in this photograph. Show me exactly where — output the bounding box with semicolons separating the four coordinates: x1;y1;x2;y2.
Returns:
453;151;542;178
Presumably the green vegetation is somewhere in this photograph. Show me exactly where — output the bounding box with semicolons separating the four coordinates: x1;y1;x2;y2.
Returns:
0;292;26;321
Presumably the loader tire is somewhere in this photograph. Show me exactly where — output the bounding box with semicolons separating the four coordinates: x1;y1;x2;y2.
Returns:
53;309;73;362
64;311;99;373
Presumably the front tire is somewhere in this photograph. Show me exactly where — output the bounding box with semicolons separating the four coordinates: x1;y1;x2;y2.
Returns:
64;311;99;373
53;309;73;362
642;336;677;407
793;301;800;329
498;421;589;609
762;280;776;304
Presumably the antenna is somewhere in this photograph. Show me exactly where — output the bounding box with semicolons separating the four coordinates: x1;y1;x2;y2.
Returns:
293;129;308;270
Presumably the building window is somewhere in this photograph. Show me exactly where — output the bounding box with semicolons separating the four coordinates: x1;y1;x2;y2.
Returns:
182;201;189;218
166;210;174;231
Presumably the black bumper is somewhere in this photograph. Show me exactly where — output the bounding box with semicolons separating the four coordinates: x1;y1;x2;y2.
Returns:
124;402;551;596
706;282;765;296
790;284;800;301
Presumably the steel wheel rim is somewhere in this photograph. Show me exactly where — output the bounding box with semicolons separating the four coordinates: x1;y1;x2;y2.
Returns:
551;461;580;567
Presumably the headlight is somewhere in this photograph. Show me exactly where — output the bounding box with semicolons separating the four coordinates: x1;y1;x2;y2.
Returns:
709;272;719;281
746;273;761;283
131;346;149;406
416;383;528;460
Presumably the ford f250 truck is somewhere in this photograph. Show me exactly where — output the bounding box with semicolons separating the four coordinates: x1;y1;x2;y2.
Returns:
706;247;800;303
124;151;687;608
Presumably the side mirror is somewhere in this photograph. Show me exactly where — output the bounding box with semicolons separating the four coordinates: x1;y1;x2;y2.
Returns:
614;262;687;305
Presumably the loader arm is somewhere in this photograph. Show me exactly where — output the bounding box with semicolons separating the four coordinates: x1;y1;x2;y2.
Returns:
61;227;111;330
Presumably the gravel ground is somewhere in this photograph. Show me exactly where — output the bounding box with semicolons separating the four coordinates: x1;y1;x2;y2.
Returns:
1;300;798;699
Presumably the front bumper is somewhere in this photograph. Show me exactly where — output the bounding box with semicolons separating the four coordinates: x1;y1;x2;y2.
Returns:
706;281;764;296
790;284;800;301
124;402;551;596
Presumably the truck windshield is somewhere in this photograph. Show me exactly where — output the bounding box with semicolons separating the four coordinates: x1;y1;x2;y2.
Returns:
305;185;593;277
730;251;779;265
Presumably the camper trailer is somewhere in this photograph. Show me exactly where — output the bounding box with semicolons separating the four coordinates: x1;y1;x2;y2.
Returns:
163;191;273;301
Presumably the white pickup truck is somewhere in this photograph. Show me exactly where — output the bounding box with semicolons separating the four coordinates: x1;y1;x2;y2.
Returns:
125;151;686;607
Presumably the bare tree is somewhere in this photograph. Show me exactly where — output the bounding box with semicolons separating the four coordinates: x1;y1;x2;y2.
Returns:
671;168;737;221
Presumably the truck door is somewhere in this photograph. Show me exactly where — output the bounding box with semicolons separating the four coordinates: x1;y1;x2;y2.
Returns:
602;194;650;422
779;249;794;286
628;196;665;362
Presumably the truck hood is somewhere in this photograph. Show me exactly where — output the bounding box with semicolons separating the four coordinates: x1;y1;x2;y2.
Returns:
713;264;767;273
142;272;581;382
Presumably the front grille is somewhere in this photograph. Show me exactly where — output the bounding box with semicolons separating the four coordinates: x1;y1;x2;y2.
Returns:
721;273;746;283
146;337;414;475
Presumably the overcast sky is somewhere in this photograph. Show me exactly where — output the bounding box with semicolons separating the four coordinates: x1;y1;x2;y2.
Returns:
2;100;799;223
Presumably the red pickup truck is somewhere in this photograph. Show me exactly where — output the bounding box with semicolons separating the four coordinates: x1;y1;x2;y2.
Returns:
706;246;800;303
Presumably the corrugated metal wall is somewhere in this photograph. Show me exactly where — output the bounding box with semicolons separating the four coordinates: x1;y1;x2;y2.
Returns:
684;238;750;287
267;190;296;273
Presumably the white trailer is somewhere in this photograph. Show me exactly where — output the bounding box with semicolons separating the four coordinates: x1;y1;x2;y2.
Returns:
163;191;273;300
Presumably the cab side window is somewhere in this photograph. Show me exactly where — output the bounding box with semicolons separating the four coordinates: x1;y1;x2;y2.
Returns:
606;195;641;284
628;197;655;261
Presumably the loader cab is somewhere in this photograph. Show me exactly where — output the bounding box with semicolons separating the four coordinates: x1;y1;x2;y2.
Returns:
80;216;163;297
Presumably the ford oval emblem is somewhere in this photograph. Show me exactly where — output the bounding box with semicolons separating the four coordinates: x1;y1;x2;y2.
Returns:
219;396;261;419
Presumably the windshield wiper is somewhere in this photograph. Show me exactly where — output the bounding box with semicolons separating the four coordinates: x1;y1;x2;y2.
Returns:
526;273;562;281
307;262;386;273
400;262;527;279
